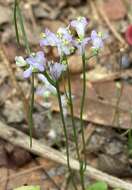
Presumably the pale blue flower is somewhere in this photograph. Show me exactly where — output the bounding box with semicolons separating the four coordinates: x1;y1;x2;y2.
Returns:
40;27;74;56
91;30;107;50
23;51;46;78
70;17;88;38
73;37;90;54
57;27;73;42
50;62;67;80
70;17;89;54
57;27;75;55
40;28;59;47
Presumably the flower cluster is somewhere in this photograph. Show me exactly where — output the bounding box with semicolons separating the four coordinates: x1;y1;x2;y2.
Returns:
14;12;108;190
15;16;107;96
15;52;66;81
15;51;46;78
40;27;74;56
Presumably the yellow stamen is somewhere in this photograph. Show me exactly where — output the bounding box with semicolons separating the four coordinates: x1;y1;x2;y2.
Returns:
40;33;46;38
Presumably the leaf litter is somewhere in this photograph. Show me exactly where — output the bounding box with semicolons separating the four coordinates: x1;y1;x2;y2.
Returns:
0;0;132;189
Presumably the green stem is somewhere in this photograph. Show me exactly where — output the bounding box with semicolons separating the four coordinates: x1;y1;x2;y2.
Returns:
79;53;96;173
56;81;77;190
44;71;56;87
80;53;87;170
65;59;80;155
66;61;85;190
77;53;87;190
16;1;30;54
29;74;35;147
128;110;132;155
79;53;95;160
67;67;80;160
14;0;20;45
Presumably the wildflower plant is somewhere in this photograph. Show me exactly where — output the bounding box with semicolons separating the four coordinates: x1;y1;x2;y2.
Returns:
14;1;106;189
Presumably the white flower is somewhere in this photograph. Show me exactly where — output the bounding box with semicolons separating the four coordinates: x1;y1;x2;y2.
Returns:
15;56;27;67
70;17;88;39
48;129;56;139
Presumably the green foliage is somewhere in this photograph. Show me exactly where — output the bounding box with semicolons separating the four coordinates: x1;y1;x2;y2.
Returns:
14;186;40;190
128;129;132;156
128;110;132;156
14;0;30;54
87;181;108;190
14;0;20;45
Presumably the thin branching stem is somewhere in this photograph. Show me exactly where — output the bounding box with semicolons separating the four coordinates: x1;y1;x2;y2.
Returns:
44;71;56;87
29;74;34;147
80;53;87;164
79;53;87;190
65;59;86;190
80;53;95;168
56;81;78;190
65;58;80;159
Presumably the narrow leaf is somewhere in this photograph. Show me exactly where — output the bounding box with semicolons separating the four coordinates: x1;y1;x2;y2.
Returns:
14;0;20;45
16;2;30;54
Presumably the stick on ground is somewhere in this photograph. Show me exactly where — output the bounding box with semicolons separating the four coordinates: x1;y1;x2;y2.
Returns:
0;121;132;190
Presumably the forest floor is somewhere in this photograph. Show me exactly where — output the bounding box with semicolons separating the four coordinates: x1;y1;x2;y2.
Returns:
0;0;132;189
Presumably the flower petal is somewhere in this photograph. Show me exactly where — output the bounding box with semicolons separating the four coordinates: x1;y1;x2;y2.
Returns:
73;37;90;54
125;25;132;45
26;51;46;72
36;51;45;62
57;27;73;42
36;63;45;72
91;30;107;50
40;29;59;47
50;63;66;80
15;56;27;67
23;67;32;78
38;74;49;84
71;17;88;38
91;30;98;40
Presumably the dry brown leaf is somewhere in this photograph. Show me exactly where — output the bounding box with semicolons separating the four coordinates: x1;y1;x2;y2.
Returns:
68;55;95;74
0;5;11;24
36;75;132;129
6;158;64;190
0;167;8;190
102;0;126;21
42;20;65;33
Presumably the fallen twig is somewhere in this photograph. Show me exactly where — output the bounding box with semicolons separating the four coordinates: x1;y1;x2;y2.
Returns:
89;0;101;23
0;121;132;189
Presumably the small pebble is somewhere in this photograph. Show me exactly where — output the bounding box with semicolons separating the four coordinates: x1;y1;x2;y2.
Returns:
119;54;130;69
